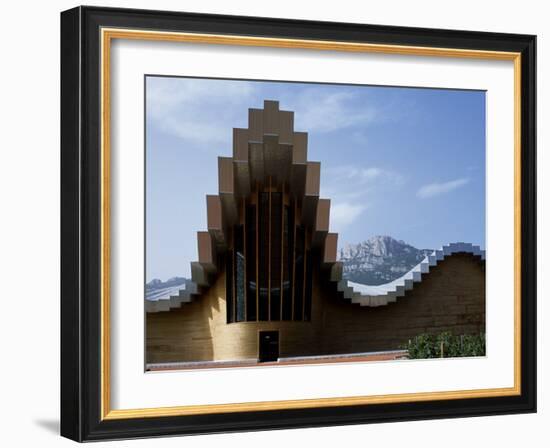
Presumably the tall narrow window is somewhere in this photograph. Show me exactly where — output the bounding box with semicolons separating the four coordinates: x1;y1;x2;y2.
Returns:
234;225;245;322
304;250;313;321
226;251;234;323
294;225;305;320
245;204;257;321
258;192;270;321
229;192;314;323
282;204;293;320
270;192;282;320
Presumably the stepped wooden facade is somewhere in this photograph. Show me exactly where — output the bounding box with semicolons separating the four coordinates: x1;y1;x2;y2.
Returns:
146;101;486;365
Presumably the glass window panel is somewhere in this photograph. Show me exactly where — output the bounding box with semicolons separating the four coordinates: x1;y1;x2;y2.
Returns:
258;192;270;321
245;205;257;321
270;192;282;320
304;250;313;321
226;250;234;323
282;204;293;320
294;225;305;321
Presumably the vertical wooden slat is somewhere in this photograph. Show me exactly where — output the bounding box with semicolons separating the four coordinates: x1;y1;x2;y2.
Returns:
302;229;308;321
291;200;297;320
232;128;249;161
232;227;236;323
248;108;263;142
255;183;259;321
242;197;247;321
280;183;285;319
268;177;272;321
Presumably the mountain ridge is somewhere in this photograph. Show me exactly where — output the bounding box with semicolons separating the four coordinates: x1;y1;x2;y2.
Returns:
339;235;432;285
146;276;187;291
146;236;432;292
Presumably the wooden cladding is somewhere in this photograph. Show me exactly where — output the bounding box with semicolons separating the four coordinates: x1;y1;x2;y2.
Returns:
226;184;312;323
189;101;342;305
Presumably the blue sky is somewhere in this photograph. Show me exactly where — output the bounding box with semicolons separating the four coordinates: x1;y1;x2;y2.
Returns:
146;76;486;281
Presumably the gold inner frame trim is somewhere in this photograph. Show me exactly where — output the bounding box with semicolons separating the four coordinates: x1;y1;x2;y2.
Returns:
100;27;522;421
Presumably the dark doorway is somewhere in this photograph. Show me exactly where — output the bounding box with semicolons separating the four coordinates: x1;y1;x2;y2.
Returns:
258;331;279;362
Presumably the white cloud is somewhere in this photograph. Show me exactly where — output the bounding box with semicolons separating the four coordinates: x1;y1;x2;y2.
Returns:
147;77;256;144
330;202;367;230
360;167;383;181
416;178;470;199
322;165;404;191
331;166;383;182
320;164;403;232
146;79;390;146
283;89;378;133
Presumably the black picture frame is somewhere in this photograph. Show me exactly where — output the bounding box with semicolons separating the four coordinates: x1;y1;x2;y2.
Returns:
61;5;536;442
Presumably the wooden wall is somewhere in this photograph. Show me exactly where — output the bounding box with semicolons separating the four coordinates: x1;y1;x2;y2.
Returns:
146;253;485;364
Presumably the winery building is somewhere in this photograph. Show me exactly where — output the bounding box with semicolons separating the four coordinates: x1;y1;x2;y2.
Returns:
146;100;486;367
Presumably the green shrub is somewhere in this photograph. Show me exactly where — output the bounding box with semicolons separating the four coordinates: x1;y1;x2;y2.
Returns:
403;332;485;359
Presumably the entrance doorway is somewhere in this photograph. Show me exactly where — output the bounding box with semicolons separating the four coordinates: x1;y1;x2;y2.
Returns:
258;331;279;362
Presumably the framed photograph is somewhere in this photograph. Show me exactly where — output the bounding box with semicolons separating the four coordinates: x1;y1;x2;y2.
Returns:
60;6;536;441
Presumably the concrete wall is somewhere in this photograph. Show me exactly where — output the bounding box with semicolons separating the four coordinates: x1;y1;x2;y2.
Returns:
146;253;485;363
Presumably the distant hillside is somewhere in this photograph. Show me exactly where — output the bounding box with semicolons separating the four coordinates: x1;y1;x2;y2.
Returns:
339;235;432;285
145;236;431;297
146;276;187;292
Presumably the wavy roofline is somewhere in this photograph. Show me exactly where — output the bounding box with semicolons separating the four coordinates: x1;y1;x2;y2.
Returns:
146;242;484;313
337;242;485;307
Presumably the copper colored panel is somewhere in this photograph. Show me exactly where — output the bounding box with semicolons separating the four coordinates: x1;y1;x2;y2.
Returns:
218;157;234;194
248;141;265;184
262;100;280;135
248;108;263;142
315;199;330;233
233;160;251;197
278;111;294;144
233;128;249;161
262;134;279;179
305;161;320;196
206;195;222;231
197;231;215;268
324;233;338;264
292;132;308;164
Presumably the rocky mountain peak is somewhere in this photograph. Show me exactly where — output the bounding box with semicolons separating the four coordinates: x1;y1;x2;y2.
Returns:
338;236;431;285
